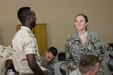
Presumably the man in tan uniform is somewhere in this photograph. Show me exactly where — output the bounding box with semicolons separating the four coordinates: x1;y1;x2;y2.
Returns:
11;7;45;75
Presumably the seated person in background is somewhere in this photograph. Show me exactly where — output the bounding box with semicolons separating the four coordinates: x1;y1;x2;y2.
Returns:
5;47;58;75
37;47;58;75
0;45;12;75
5;58;18;75
70;54;100;75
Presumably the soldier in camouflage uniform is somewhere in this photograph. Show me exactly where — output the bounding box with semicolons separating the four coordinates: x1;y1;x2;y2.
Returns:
65;14;105;75
70;55;100;75
37;47;58;75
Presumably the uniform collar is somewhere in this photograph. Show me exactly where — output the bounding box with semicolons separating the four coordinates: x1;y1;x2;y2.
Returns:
21;26;32;33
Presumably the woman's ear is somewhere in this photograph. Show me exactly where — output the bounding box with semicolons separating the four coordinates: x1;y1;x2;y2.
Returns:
86;22;88;27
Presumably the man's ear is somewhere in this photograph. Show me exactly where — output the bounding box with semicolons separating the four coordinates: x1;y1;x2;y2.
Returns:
86;71;94;75
26;15;31;20
25;15;32;24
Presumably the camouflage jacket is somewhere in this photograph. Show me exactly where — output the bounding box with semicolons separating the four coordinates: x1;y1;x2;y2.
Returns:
36;56;55;75
65;32;105;71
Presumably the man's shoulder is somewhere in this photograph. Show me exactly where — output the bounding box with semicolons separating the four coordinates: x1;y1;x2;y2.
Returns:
15;27;35;40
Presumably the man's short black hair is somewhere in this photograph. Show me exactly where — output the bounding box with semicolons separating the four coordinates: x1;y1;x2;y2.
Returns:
17;7;31;24
48;47;58;56
79;54;100;74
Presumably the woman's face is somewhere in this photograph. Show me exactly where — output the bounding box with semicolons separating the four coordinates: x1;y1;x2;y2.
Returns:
74;15;88;31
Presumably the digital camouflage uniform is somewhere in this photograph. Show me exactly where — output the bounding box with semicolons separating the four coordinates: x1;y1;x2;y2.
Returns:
70;67;81;75
65;32;105;75
36;56;55;75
